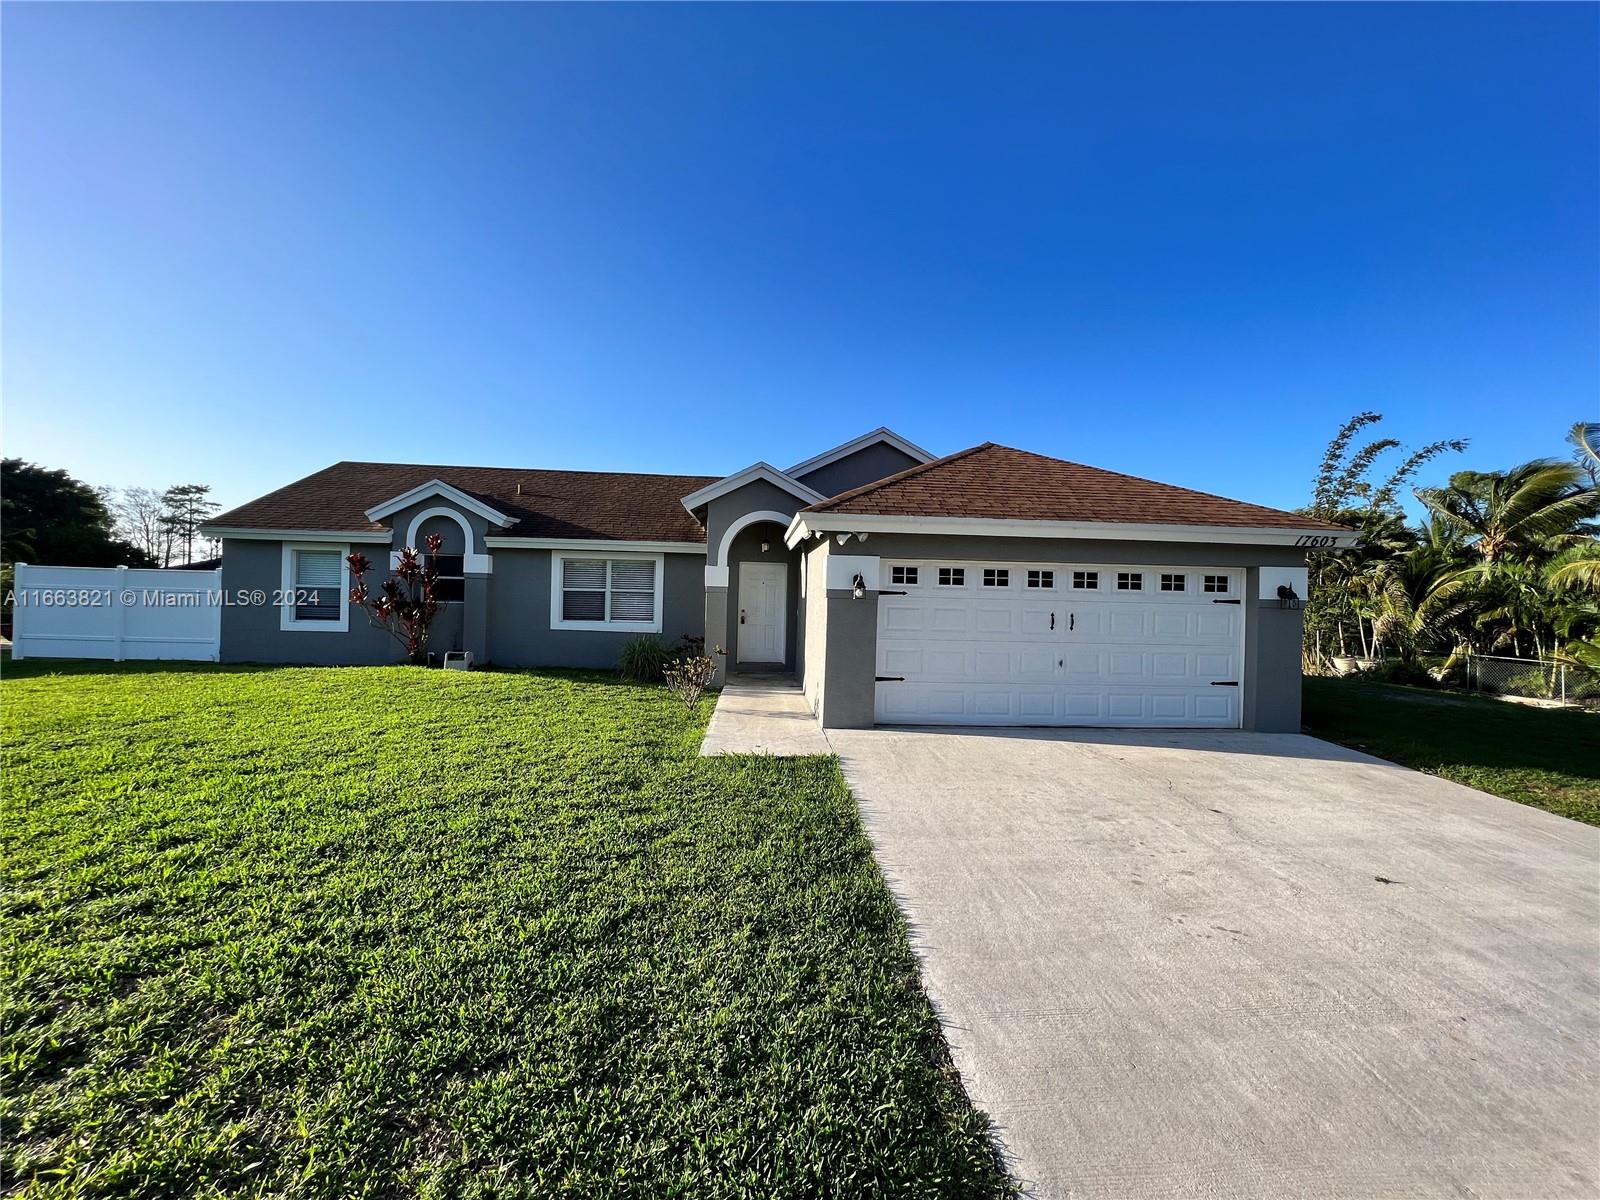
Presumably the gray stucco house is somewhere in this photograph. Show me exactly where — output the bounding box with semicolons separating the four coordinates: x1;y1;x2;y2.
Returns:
203;427;1353;731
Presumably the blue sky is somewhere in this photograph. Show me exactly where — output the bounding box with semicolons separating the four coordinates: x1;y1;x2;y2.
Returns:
4;3;1595;517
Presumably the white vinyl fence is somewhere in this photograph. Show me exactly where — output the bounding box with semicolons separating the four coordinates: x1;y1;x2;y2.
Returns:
9;563;222;662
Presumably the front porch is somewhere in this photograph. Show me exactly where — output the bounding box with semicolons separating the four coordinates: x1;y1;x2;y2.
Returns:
704;516;803;682
699;673;832;757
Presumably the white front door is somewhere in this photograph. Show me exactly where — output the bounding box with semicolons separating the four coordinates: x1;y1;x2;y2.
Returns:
874;561;1244;727
737;561;787;664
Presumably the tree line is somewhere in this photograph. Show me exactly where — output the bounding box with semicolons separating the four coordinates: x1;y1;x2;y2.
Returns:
1;459;220;570
1302;415;1600;676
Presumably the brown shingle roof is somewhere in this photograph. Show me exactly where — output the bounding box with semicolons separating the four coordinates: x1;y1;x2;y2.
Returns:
209;461;717;543
805;443;1347;531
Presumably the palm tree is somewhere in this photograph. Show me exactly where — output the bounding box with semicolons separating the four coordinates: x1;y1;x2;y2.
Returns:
1417;460;1599;565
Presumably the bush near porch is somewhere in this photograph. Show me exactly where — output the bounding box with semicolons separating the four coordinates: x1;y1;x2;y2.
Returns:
0;662;1013;1199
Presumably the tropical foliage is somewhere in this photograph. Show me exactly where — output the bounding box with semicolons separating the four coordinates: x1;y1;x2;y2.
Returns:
1303;415;1600;678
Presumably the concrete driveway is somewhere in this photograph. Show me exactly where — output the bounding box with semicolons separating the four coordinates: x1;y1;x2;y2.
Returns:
827;727;1600;1199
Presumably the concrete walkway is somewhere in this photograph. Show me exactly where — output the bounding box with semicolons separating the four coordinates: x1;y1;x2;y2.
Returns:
830;725;1600;1200
699;673;833;757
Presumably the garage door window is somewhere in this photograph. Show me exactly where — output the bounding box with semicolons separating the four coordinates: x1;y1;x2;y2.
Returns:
1027;570;1054;589
1116;572;1143;591
938;567;965;586
1071;570;1098;589
891;565;918;585
982;568;1009;587
1160;573;1185;592
1204;574;1230;593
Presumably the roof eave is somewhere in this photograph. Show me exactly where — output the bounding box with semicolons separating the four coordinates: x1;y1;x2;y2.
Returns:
785;512;1359;550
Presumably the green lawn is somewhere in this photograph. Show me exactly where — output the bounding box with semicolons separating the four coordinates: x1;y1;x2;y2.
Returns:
0;662;1013;1199
1302;676;1600;825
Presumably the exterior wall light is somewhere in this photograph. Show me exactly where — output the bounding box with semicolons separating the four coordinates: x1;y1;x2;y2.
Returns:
852;573;866;600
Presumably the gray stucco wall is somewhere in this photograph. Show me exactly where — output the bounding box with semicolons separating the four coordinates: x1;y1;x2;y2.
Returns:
487;548;704;669
724;524;799;672
1243;568;1305;733
800;533;1308;732
793;443;922;498
703;479;804;567
797;540;879;729
220;537;399;665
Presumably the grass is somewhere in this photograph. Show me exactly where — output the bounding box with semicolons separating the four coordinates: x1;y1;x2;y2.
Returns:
0;661;1013;1199
1302;676;1600;825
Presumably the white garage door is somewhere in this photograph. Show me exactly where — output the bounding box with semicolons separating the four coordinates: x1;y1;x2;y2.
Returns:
875;561;1244;727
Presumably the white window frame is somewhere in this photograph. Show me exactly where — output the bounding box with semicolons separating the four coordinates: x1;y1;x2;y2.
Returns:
550;551;664;633
280;542;350;632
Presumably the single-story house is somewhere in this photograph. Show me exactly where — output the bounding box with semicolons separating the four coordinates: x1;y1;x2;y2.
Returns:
202;427;1354;731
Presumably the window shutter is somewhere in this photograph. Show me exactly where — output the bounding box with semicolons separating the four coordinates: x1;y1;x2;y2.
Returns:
608;560;655;622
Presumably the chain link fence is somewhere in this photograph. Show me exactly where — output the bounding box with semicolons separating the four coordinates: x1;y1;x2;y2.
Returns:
1466;654;1600;709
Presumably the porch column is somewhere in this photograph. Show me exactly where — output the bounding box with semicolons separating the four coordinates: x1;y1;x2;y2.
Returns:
463;568;490;664
705;583;730;686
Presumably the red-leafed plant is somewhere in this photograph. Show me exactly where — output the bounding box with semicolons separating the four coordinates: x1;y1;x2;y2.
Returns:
347;533;443;665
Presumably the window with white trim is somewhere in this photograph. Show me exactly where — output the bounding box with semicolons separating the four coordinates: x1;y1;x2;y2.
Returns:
891;565;918;585
1116;572;1143;591
1203;574;1230;593
1160;573;1185;592
938;567;965;586
982;568;1009;587
281;543;349;632
1027;570;1054;589
551;554;663;631
1072;570;1099;590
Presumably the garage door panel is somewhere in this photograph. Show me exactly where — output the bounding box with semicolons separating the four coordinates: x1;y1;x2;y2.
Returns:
975;607;1014;634
883;646;923;675
1019;609;1054;636
874;562;1243;728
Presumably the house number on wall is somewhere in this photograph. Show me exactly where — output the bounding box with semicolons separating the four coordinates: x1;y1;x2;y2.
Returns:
1292;535;1339;547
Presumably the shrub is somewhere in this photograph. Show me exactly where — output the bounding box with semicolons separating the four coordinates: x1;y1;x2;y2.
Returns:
617;635;670;683
1356;659;1439;689
664;655;716;710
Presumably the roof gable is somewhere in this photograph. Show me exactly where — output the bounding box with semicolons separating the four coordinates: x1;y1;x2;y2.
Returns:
364;478;515;527
785;426;935;478
679;463;826;514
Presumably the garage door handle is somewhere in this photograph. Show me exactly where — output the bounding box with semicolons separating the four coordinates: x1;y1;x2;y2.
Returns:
1210;680;1239;686
1050;612;1055;630
1069;613;1075;631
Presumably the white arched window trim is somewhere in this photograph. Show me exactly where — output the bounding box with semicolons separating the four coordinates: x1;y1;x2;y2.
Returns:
704;510;793;588
393;506;493;574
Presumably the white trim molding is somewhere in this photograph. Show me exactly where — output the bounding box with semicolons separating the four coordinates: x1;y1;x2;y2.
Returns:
363;479;514;527
549;550;665;633
705;565;729;589
715;510;796;569
404;506;475;554
680;463;825;514
280;542;351;632
205;527;391;543
785;513;1360;550
785;427;935;478
485;536;705;554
